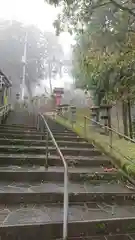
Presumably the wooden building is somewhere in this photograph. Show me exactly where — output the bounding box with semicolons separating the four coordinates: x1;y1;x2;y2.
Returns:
0;70;12;107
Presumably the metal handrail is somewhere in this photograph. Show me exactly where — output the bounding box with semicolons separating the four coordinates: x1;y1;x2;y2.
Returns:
60;110;135;163
58;110;135;183
80;115;135;169
37;113;68;240
58;109;135;145
0;104;11;117
84;116;135;144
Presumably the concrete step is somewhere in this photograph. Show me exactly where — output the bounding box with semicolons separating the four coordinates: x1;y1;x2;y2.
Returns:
48;135;86;142
47;131;77;136
0;182;134;204
5;112;36;126
0;145;101;156
1;127;75;136
0;166;118;182
45;121;73;131
0;128;76;136
0;133;84;141
0;203;134;239
1;124;37;130
0;154;112;167
0;138;94;148
0;204;135;239
0;181;132;204
0;129;42;134
0;133;43;140
3;116;134;240
58;234;135;240
0;129;39;134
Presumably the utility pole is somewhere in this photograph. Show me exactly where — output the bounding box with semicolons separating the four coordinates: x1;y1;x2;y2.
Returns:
48;60;53;95
21;32;28;100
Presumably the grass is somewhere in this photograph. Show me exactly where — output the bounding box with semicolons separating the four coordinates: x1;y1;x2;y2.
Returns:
54;111;135;180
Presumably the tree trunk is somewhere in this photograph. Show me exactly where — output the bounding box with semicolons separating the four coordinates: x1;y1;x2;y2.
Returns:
122;100;128;136
127;98;133;139
95;94;101;122
116;102;120;132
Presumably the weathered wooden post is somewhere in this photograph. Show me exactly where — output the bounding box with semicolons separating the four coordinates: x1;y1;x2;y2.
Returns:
131;105;135;139
0;76;5;124
0;71;12;123
90;106;100;126
59;104;63;116
50;94;55;111
33;96;40;114
56;105;61;115
2;73;12;109
61;104;69;119
100;104;112;135
40;94;47;113
70;106;77;125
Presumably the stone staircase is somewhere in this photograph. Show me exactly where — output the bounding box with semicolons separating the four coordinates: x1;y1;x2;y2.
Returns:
0;112;134;239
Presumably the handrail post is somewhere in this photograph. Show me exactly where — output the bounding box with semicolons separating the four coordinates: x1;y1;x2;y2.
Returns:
45;130;49;169
63;167;68;240
37;115;39;131
109;128;113;153
84;116;86;137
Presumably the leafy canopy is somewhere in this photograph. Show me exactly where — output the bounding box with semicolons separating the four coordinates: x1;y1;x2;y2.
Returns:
46;0;135;104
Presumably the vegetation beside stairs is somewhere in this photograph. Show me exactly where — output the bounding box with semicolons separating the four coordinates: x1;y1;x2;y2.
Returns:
52;115;135;182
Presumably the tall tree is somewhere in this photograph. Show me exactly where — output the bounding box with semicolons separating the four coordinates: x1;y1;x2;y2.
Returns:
0;20;64;98
46;0;135;35
45;0;135;137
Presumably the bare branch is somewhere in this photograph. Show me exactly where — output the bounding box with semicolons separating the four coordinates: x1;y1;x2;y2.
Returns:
92;1;111;9
110;0;135;17
83;0;111;20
